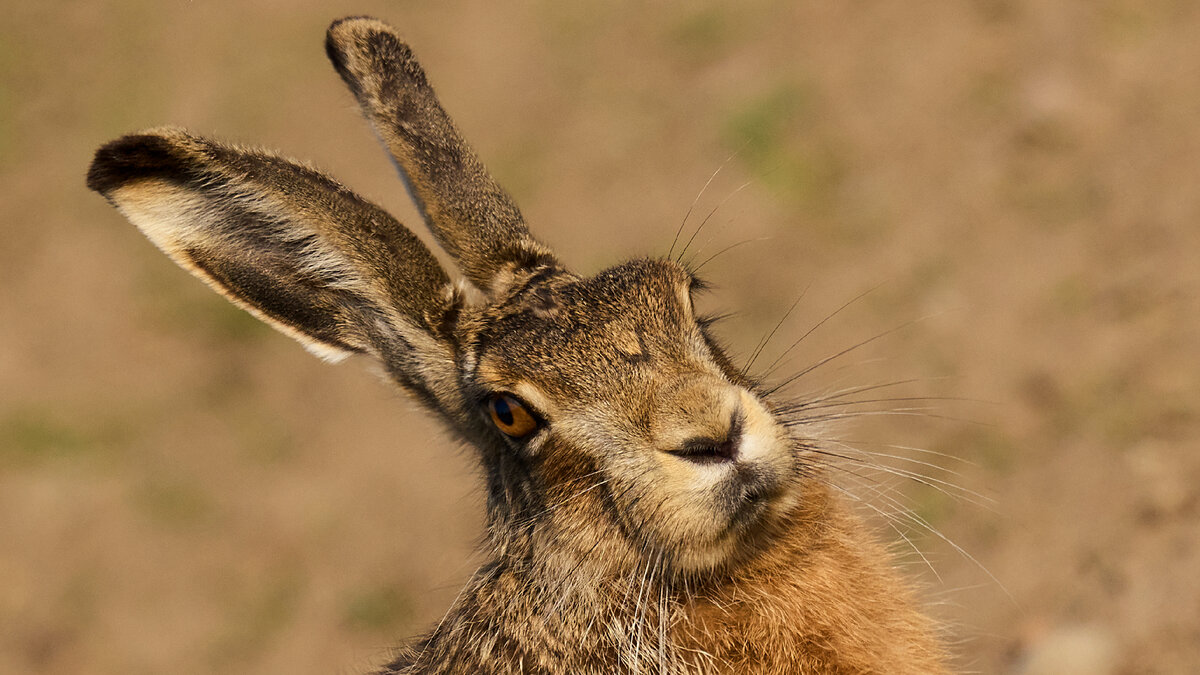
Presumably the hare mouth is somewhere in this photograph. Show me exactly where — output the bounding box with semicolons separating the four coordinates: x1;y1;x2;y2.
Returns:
716;471;783;541
727;490;771;531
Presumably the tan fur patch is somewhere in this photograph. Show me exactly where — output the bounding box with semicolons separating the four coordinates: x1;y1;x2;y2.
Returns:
613;329;649;361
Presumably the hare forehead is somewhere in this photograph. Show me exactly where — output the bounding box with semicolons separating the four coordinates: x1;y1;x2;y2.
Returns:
470;261;711;398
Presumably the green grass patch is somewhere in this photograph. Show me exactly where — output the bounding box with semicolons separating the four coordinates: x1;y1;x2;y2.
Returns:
136;262;271;346
666;7;740;63
342;584;414;633
908;482;956;534
940;426;1018;474
1;412;90;461
0;408;130;467
208;571;304;667
724;83;811;162
964;70;1015;120
232;411;298;465
0;82;13;169
721;83;845;211
132;478;218;529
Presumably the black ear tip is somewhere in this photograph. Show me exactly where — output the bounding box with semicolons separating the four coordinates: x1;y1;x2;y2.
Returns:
327;15;380;33
87;130;191;196
324;16;424;89
325;16;381;85
325;15;385;57
324;30;349;77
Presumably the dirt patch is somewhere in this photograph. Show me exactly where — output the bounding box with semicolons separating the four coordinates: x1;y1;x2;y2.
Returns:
3;2;1198;673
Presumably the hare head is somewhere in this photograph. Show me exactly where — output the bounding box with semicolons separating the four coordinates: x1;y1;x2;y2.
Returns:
88;18;804;582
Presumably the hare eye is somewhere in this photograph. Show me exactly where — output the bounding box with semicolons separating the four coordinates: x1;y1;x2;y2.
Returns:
487;394;539;438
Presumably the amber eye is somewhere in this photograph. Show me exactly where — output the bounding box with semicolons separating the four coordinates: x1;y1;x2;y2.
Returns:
487;394;539;438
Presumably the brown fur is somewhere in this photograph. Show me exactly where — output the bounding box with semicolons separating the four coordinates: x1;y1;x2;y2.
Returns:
88;16;948;674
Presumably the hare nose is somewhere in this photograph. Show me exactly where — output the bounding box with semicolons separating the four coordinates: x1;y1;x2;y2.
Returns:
666;414;743;465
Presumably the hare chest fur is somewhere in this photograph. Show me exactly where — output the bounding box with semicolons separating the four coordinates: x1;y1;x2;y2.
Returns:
88;16;948;674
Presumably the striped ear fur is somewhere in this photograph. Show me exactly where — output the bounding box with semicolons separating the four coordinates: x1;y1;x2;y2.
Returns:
87;127;462;409
325;17;558;292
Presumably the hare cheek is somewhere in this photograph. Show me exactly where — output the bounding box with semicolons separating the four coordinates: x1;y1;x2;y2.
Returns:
656;457;726;500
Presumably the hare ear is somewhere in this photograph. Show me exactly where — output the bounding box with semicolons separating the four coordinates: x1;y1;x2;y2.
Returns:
325;17;558;292
87;127;464;414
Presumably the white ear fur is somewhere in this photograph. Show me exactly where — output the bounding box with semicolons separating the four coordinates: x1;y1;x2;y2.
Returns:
88;128;464;404
111;178;359;362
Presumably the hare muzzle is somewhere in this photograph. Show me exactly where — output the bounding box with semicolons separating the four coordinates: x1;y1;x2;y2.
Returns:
644;381;796;566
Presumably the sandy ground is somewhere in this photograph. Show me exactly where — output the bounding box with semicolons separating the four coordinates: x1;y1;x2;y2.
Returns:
2;2;1198;673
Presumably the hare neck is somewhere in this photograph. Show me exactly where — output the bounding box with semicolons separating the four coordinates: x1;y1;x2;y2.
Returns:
392;483;944;674
673;487;948;673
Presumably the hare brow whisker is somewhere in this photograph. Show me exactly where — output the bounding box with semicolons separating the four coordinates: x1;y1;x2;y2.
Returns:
782;377;930;407
742;284;811;379
669;151;739;260
757;282;884;379
689;236;770;275
764;318;923;396
677;177;756;263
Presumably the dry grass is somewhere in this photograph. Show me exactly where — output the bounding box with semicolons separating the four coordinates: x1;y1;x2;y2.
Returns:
3;1;1198;673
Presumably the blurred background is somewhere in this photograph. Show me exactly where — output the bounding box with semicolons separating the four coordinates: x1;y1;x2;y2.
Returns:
3;1;1198;673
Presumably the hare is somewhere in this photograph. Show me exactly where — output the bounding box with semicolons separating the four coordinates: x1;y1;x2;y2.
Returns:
87;16;948;675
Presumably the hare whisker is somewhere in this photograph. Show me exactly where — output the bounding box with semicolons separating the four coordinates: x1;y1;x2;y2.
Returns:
688;233;769;276
804;444;993;509
822;441;974;486
867;487;1011;602
781;377;931;407
777;395;977;415
823;477;944;583
763;315;929;394
830;439;979;466
742;285;811;379
786;407;990;428
807;450;1006;599
669;151;739;260
758;283;884;379
676;174;755;263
